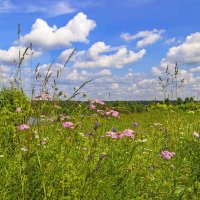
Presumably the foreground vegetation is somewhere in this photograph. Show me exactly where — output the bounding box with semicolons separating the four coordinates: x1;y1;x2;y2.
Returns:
0;88;200;199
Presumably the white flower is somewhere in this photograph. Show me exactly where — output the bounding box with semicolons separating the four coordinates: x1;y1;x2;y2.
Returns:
21;147;28;152
137;139;148;143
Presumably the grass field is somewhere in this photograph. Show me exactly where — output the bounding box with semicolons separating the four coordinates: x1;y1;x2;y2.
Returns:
0;93;200;199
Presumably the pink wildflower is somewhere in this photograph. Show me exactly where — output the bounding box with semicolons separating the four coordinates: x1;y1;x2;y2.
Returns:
106;110;120;118
89;104;96;110
192;131;200;138
41;137;48;145
118;129;135;140
111;110;119;118
62;122;74;128
16;107;21;113
17;124;30;131
161;151;175;160
89;99;105;105
106;131;118;139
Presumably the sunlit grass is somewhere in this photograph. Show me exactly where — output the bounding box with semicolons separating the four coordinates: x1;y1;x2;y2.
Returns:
0;97;200;199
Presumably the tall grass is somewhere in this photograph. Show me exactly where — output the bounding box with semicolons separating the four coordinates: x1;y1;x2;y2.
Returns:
0;91;200;199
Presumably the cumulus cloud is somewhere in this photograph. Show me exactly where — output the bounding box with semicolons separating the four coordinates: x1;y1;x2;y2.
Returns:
138;79;156;88
29;60;164;100
98;69;112;76
21;12;96;50
0;46;41;65
110;83;119;90
59;48;76;62
162;32;200;66
59;41;146;69
121;29;165;48
151;66;162;76
37;62;91;82
190;66;200;72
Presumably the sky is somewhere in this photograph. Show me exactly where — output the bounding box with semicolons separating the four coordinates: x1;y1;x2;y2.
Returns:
0;0;200;100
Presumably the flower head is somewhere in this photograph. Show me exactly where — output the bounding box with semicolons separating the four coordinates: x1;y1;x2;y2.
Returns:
192;131;200;138
133;122;138;127
89;99;105;105
21;146;28;152
106;110;120;118
16;107;21;113
106;131;118;139
94;122;101;130
41;137;48;145
112;127;117;132
17;124;30;131
161;151;175;160
89;104;96;110
62;122;74;128
118;129;135;140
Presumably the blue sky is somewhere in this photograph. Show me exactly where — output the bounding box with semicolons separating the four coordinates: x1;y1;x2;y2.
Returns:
0;0;200;100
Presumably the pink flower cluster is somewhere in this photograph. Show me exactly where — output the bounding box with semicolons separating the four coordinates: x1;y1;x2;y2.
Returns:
62;122;74;129
17;124;30;131
106;131;118;139
88;99;105;110
161;151;175;160
89;99;105;105
192;131;200;138
88;99;120;118
106;110;120;118
89;104;96;110
106;129;135;140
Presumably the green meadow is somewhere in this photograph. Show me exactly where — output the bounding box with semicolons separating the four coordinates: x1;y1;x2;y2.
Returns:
0;89;200;199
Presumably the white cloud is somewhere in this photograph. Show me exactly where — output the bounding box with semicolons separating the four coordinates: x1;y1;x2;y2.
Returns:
138;79;155;88
37;63;91;82
65;69;92;81
0;64;11;73
127;84;137;92
155;32;200;99
190;66;200;72
121;29;165;48
164;37;176;45
59;41;146;69
59;48;76;62
162;32;200;65
33;61;164;100
110;83;119;90
151;66;162;76
98;69;112;76
0;46;41;65
21;12;96;50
